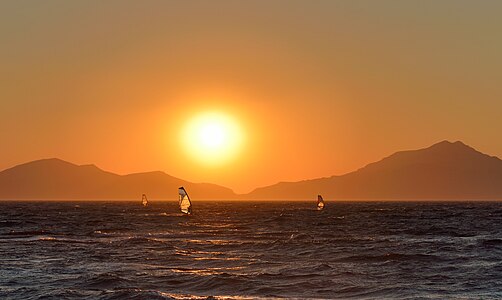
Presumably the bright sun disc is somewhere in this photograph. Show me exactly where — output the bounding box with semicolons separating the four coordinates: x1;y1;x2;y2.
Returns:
181;111;244;166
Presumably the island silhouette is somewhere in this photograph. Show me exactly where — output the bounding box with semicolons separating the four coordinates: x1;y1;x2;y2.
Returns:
1;141;502;200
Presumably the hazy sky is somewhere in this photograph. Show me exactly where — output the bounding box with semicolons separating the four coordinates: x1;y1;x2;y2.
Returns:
1;1;502;193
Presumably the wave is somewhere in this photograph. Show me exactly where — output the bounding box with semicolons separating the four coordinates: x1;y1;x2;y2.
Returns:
288;233;315;240
0;233;98;244
97;289;254;300
82;273;133;290
480;238;502;247
340;252;441;263
97;289;175;300
0;221;22;227
91;227;133;234
2;230;54;236
110;236;175;247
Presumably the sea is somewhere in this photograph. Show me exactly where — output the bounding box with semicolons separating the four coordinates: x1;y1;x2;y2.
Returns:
1;201;502;299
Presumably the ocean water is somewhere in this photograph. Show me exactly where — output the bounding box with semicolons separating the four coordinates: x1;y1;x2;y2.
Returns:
1;201;502;299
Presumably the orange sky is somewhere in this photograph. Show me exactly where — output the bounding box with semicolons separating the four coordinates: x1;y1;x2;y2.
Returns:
1;1;502;193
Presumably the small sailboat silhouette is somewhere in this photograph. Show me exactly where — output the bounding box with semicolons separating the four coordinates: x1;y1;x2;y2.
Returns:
178;187;192;214
141;194;148;207
317;194;325;210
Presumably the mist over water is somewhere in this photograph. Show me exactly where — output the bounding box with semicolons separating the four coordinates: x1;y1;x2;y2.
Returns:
1;201;502;299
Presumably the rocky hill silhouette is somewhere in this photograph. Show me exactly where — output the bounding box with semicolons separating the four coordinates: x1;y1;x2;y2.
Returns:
0;158;236;200
246;141;502;200
2;141;502;200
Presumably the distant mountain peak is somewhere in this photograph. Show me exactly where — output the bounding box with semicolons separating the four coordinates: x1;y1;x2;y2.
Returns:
245;140;502;200
2;158;77;171
375;140;493;168
29;158;73;165
0;158;237;200
427;140;484;154
430;140;468;148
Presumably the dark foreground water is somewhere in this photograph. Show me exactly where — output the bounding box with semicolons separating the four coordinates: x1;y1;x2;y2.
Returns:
1;201;502;299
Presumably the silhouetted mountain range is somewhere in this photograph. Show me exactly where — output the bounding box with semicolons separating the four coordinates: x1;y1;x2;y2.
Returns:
0;159;236;200
1;141;502;200
246;141;502;200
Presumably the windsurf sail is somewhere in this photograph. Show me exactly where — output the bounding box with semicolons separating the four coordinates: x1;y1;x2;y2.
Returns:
142;194;148;207
178;187;192;214
317;194;325;210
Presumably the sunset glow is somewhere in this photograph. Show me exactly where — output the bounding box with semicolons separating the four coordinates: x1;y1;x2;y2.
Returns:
2;2;502;298
1;1;502;193
181;111;244;167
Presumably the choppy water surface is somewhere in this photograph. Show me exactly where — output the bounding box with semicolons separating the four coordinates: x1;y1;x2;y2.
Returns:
1;201;502;299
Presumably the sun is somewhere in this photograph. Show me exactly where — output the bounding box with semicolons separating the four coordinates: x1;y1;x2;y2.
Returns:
181;111;244;166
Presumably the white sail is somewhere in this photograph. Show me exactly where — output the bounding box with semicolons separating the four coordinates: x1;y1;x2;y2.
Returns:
317;194;325;210
178;187;192;214
142;194;148;207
